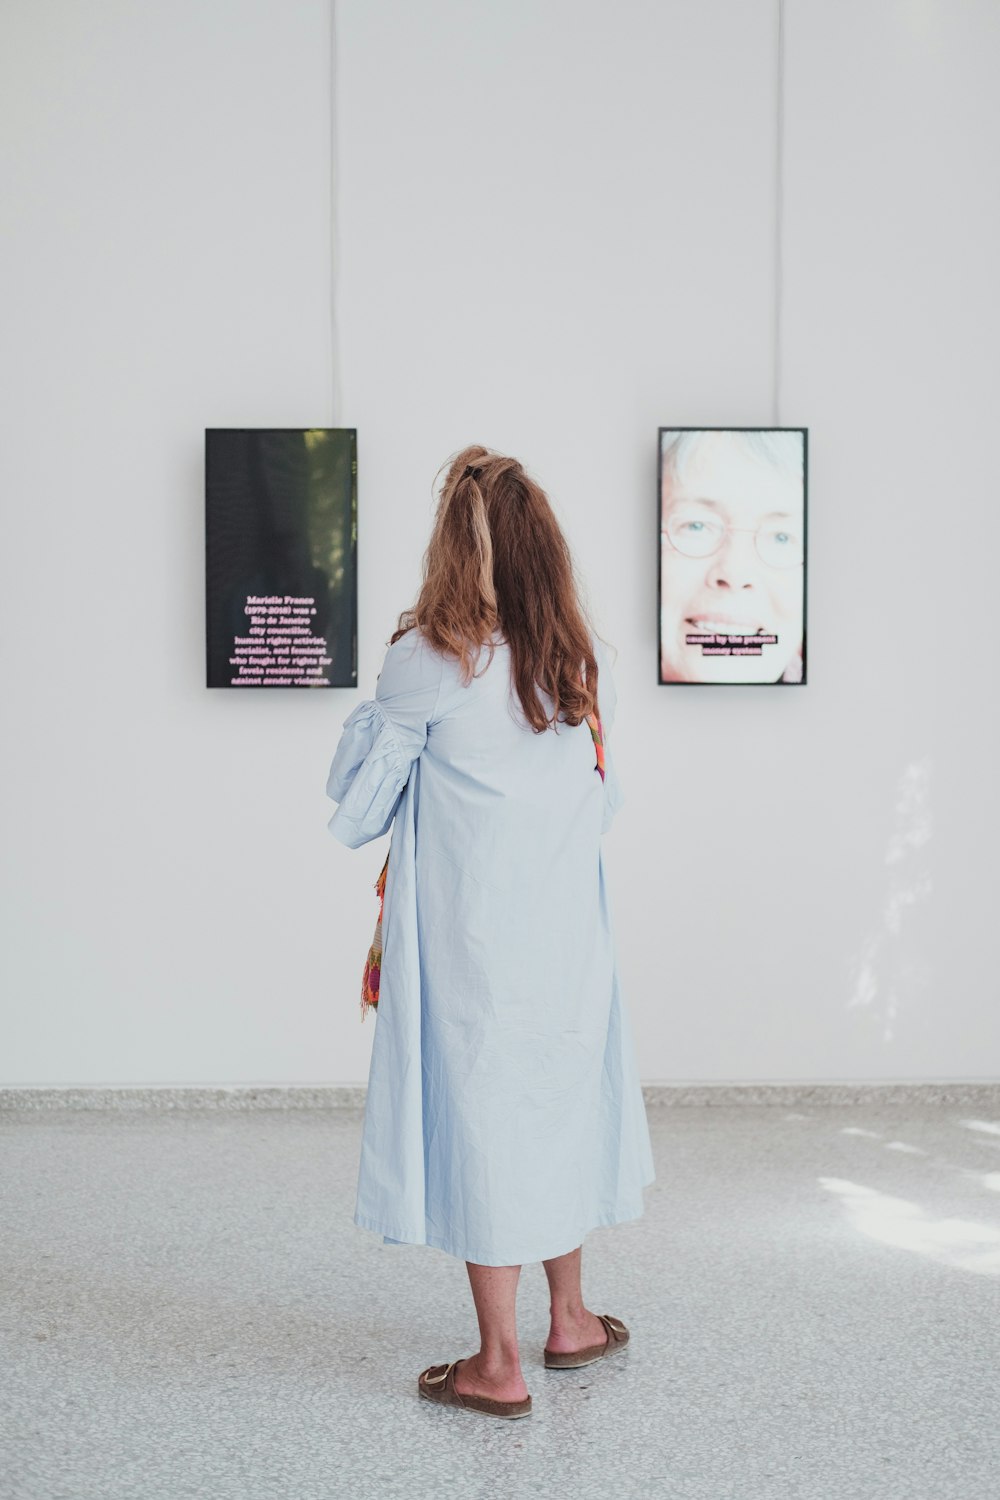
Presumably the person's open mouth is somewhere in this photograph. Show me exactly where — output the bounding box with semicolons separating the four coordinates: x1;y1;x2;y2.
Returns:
685;614;765;634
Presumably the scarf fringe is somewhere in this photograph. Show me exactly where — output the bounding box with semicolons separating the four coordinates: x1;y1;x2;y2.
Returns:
360;852;389;1021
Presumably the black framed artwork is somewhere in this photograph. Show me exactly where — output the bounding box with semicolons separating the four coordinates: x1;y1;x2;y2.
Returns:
657;427;808;685
205;428;357;689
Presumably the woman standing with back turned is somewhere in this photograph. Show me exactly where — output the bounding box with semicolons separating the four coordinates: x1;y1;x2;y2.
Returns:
325;444;655;1420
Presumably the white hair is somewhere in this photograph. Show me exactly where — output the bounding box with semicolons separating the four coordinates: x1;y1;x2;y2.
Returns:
661;429;803;487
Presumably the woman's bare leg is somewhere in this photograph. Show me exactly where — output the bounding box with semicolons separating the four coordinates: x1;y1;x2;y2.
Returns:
542;1244;610;1354
453;1260;529;1402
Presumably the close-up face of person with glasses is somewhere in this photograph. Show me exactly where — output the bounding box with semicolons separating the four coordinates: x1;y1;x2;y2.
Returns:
659;429;806;684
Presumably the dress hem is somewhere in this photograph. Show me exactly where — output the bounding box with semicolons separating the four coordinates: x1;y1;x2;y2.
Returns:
353;1175;655;1266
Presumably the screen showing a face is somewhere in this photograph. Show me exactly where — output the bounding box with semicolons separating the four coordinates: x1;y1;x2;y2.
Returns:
658;428;807;685
205;428;357;689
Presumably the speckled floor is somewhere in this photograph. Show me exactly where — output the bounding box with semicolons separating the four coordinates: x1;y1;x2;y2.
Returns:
2;1102;999;1499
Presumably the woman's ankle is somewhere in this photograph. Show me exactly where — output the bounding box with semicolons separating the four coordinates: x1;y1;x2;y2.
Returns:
475;1343;522;1375
547;1301;590;1335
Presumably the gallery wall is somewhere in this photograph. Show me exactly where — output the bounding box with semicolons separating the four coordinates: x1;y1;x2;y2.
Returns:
2;0;998;1087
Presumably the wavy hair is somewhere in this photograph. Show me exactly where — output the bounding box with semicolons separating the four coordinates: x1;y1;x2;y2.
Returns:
388;444;607;733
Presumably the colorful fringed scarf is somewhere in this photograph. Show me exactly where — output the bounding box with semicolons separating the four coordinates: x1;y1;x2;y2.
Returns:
360;854;388;1022
587;709;606;781
359;708;605;1021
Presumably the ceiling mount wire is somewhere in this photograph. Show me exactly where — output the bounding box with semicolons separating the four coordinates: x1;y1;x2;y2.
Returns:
329;0;341;426
774;0;785;428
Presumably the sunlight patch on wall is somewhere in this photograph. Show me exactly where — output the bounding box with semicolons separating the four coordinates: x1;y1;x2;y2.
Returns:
847;756;934;1042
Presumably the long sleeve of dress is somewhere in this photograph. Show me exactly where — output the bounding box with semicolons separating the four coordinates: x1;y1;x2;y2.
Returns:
594;637;625;835
326;631;445;849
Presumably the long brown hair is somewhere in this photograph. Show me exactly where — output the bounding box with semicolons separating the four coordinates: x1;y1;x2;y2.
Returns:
388;444;607;733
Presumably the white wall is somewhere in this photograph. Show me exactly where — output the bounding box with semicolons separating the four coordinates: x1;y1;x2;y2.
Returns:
1;0;997;1086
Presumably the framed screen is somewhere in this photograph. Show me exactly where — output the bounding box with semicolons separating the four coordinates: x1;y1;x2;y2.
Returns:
205;428;357;689
658;427;808;685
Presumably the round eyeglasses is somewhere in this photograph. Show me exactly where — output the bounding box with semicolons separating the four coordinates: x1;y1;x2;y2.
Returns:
662;515;803;570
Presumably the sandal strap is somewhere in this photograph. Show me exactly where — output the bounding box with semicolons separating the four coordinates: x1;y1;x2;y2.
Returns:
598;1313;627;1342
422;1359;456;1386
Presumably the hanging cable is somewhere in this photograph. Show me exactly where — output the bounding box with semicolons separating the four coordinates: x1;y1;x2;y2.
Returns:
773;0;785;428
329;0;341;425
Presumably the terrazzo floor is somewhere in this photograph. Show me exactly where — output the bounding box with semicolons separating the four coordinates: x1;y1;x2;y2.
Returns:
2;1101;999;1499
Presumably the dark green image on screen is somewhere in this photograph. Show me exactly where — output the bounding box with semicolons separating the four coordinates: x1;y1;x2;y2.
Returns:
205;428;357;689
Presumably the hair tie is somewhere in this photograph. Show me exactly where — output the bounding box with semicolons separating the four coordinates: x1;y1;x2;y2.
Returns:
464;464;483;481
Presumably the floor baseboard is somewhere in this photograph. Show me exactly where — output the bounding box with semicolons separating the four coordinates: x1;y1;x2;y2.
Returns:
1;1081;998;1110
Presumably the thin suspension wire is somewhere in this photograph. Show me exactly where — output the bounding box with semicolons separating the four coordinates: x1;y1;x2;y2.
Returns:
773;0;785;428
329;0;341;426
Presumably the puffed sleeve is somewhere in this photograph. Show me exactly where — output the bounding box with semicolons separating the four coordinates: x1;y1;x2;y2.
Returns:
325;631;445;849
594;637;626;835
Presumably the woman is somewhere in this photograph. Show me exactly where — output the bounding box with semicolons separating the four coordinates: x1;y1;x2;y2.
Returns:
325;444;655;1420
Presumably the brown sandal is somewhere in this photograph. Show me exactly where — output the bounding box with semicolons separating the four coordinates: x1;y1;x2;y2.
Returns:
543;1312;630;1369
417;1357;533;1419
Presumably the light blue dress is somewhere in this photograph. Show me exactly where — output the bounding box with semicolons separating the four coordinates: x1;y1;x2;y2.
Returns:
325;627;655;1266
